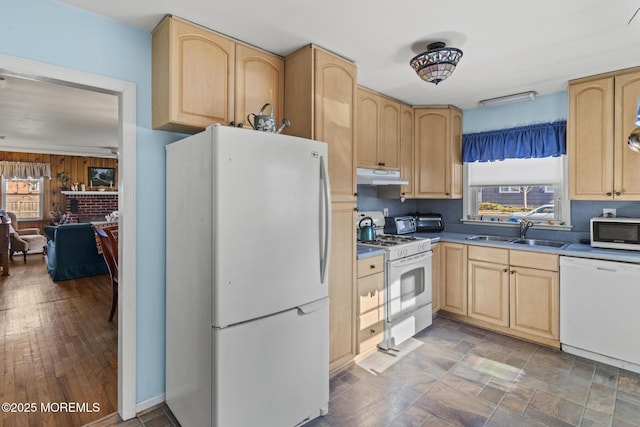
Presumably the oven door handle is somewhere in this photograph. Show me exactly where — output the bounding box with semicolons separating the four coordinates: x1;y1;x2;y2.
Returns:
388;250;432;267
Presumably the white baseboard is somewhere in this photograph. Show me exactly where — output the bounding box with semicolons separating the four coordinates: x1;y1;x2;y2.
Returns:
562;344;640;374
135;393;165;414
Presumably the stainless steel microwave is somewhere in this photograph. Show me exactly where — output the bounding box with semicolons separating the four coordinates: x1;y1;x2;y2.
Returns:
590;217;640;251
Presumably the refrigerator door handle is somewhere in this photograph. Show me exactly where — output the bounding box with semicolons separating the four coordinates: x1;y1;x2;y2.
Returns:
319;154;331;284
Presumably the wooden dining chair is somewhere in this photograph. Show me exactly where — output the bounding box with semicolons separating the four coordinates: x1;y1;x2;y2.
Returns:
94;227;119;322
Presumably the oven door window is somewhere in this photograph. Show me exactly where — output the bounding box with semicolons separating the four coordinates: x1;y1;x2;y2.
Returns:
387;254;432;323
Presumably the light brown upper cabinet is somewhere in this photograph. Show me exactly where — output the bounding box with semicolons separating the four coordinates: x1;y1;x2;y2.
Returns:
400;104;415;198
234;44;284;129
356;87;401;170
285;44;358;202
568;67;640;200
414;106;463;199
152;16;284;134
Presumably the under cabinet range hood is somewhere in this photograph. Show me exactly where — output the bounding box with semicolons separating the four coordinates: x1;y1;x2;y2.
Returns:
357;168;409;185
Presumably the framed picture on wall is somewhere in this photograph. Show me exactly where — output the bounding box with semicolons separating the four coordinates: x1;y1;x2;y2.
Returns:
88;167;116;188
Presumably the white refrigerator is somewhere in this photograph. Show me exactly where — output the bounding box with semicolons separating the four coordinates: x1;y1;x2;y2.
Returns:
165;125;331;427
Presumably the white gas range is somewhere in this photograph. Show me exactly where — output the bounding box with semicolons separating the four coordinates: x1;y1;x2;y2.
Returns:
356;211;433;350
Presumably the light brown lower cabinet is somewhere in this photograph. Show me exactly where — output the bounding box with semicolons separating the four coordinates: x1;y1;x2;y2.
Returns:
440;242;468;315
328;201;357;373
509;250;559;342
439;243;560;347
467;246;510;327
356;255;384;355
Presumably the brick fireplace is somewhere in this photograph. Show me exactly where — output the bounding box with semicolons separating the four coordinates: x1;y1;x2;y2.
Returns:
62;191;118;223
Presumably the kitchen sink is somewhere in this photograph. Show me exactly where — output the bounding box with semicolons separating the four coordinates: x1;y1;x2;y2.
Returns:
466;235;516;242
511;238;568;248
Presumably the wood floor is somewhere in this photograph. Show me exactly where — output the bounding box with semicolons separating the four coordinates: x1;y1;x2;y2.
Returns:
0;255;118;427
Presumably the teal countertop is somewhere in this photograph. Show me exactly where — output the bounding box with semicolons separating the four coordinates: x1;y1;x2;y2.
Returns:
357;232;640;264
414;231;640;264
356;245;385;259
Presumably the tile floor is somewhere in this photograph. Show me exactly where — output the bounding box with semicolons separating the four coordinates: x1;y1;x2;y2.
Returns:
307;317;640;427
97;317;640;427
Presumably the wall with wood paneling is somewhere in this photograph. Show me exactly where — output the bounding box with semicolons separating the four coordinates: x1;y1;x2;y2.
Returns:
0;152;117;231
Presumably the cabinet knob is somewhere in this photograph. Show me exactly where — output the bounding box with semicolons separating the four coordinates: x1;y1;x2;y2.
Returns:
354;207;359;212
606;192;612;196
370;328;376;334
510;270;516;275
369;290;376;298
503;268;508;273
370;264;376;269
445;192;450;196
378;162;385;166
615;191;621;196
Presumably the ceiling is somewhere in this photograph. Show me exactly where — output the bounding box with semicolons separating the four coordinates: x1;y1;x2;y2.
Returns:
2;0;639;157
0;74;119;158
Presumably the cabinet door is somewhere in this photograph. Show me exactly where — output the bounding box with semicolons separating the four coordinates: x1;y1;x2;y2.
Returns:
400;104;414;198
328;201;356;372
235;44;284;129
509;266;559;340
153;16;235;132
314;49;357;202
380;98;401;170
414;107;462;198
357;88;381;169
614;71;640;200
450;108;463;199
440;242;467;315
568;77;615;199
468;260;510;327
431;243;441;313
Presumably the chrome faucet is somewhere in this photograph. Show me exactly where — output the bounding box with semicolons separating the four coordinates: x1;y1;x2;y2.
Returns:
519;219;534;239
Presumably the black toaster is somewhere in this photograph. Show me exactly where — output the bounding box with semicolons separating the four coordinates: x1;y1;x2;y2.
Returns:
408;212;444;232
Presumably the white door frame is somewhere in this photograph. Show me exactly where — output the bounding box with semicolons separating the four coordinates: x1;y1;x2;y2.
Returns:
0;53;137;420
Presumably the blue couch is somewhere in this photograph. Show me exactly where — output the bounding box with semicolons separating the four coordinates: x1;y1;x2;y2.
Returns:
44;223;108;281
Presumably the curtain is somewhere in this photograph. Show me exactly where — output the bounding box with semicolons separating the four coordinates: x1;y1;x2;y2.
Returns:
0;161;52;179
462;121;566;163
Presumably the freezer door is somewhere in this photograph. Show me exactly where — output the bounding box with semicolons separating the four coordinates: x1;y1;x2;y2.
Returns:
212;298;329;427
212;126;331;327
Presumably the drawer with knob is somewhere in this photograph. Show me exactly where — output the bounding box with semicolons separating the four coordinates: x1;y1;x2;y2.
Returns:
357;319;384;354
357;255;384;278
358;273;384;315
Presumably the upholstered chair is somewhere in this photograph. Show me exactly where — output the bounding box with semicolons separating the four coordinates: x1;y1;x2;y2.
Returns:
6;211;47;262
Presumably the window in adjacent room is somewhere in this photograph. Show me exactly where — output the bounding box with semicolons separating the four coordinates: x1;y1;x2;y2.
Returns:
2;177;44;220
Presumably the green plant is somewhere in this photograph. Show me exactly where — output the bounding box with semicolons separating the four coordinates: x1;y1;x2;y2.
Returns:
56;172;71;188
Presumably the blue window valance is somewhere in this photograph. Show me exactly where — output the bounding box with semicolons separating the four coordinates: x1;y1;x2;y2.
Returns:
462;120;566;163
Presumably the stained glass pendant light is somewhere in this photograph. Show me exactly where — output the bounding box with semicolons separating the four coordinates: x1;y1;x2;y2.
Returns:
409;42;463;85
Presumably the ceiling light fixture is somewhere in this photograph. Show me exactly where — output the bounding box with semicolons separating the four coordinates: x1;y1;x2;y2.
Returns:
409;42;463;85
479;91;537;108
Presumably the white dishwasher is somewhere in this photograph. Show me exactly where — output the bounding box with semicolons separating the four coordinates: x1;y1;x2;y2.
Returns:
560;256;640;373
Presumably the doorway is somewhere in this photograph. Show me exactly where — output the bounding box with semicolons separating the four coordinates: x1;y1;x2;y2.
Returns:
0;53;137;420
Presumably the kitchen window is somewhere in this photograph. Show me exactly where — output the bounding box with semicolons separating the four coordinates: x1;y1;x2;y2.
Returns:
463;156;571;227
2;177;44;220
462;120;569;228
